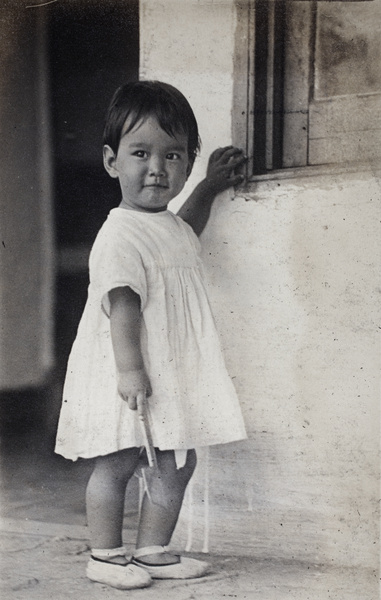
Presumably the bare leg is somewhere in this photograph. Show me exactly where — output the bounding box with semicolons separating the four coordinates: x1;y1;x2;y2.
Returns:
86;447;140;561
136;449;196;564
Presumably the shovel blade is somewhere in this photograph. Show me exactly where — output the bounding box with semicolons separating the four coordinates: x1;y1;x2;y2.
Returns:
137;392;166;507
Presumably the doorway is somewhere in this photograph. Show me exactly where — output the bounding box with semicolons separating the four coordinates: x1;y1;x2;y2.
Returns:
47;0;139;381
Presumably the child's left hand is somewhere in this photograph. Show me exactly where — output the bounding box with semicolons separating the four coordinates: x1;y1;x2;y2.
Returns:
177;145;247;235
204;146;247;195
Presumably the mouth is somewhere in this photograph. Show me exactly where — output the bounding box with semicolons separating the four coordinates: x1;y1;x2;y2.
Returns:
144;184;168;189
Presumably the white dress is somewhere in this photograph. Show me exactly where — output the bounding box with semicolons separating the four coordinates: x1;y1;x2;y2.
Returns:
55;208;247;460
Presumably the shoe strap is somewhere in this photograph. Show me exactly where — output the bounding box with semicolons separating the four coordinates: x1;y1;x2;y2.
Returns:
133;545;168;559
91;546;127;559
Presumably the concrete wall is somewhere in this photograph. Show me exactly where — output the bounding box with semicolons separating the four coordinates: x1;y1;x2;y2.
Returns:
140;0;380;569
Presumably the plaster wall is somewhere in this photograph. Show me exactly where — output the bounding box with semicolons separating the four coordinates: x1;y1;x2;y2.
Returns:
192;170;379;570
140;0;380;570
140;0;237;201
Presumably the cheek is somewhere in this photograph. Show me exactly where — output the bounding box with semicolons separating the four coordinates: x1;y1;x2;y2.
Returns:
172;163;189;183
122;163;143;183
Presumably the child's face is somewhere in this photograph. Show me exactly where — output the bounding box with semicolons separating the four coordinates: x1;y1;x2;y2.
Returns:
103;116;191;213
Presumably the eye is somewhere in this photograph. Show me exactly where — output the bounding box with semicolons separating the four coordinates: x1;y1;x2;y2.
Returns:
132;150;147;158
166;152;181;161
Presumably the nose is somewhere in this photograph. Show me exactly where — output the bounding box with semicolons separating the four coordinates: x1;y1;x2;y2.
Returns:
148;156;166;178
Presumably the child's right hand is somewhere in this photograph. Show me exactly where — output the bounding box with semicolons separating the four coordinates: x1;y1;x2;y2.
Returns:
117;368;152;411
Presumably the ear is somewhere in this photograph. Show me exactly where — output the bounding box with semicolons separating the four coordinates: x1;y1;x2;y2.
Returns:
103;145;119;178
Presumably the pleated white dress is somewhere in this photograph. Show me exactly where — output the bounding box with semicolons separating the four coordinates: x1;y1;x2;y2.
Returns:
55;208;247;460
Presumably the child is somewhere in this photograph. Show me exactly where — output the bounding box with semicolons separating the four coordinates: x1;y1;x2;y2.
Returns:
55;80;247;590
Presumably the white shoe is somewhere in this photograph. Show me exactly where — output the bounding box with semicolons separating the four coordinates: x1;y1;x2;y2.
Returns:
132;545;209;579
86;557;152;589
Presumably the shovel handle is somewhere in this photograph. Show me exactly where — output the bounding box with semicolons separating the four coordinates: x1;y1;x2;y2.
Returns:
137;392;157;468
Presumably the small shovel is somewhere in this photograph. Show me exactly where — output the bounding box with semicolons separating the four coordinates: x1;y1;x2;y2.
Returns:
137;392;166;507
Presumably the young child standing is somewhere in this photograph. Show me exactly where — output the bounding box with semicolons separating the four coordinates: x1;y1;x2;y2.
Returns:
55;80;247;590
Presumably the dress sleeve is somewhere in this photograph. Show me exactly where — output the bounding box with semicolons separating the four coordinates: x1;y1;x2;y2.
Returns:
89;227;148;316
175;212;202;256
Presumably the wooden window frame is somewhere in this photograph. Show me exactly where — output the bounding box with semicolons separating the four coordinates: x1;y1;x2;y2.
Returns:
233;0;378;180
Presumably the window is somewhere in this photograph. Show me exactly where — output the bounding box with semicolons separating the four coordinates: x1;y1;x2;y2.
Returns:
234;0;381;177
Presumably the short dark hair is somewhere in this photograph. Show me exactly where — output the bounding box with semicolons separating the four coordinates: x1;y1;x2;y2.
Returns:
103;80;201;167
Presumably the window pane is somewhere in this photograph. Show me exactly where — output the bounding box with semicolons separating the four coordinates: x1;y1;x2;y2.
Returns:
315;1;381;98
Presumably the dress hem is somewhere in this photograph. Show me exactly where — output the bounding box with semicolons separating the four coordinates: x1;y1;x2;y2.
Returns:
54;434;248;462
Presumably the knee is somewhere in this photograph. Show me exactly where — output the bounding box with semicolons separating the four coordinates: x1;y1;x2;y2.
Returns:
183;449;197;477
155;449;196;486
93;447;140;482
176;449;197;486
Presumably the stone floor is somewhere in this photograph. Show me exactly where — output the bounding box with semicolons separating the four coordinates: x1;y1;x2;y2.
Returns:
1;519;378;600
0;424;378;599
